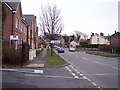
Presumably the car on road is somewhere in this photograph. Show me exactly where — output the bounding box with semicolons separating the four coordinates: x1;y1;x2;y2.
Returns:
69;47;75;52
56;46;61;50
58;48;65;53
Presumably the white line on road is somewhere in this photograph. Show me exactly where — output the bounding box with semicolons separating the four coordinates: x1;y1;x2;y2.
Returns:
1;68;43;74
69;65;78;72
81;57;119;70
112;67;120;70
65;66;80;79
25;74;85;79
67;65;103;90
81;57;89;60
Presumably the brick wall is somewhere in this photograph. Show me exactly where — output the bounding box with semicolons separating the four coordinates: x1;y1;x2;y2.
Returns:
3;4;12;42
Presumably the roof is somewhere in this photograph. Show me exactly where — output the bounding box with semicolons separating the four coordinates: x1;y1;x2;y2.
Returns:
23;15;36;25
104;36;110;39
111;32;120;37
5;2;19;11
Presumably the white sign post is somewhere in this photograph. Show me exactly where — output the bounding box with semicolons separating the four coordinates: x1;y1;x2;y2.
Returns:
10;35;19;49
10;35;19;41
50;40;60;44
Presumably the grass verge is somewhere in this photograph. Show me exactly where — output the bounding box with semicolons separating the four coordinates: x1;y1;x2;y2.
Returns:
46;50;66;67
86;51;119;57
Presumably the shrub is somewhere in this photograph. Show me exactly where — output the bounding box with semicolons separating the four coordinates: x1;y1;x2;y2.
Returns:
2;45;22;65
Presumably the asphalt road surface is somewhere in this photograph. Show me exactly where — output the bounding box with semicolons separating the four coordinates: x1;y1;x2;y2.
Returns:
1;48;119;89
58;48;119;88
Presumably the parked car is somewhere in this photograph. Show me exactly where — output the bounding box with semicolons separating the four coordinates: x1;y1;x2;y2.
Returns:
56;46;61;50
58;48;64;53
69;47;75;52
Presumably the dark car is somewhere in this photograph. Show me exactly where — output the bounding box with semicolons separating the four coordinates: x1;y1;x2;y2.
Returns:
58;48;64;53
56;46;61;50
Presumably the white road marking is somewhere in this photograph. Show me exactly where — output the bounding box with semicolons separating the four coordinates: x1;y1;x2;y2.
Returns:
69;65;78;72
0;68;18;72
58;54;73;64
112;67;119;70
25;74;85;79
1;68;43;74
94;73;118;76
71;73;75;76
81;57;89;60
80;73;83;76
65;66;80;79
92;82;97;86
74;76;79;79
34;70;43;74
65;66;71;72
81;57;119;70
67;65;102;90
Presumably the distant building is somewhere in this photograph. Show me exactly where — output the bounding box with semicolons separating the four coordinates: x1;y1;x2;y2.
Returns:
90;33;110;45
69;41;79;48
59;35;65;47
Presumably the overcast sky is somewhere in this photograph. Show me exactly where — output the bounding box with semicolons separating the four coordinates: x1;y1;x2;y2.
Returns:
21;0;119;37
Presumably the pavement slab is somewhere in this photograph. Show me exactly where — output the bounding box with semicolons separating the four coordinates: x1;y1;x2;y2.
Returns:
25;64;44;68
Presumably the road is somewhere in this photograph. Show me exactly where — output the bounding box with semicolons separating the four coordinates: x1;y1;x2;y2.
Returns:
58;48;119;88
1;48;119;89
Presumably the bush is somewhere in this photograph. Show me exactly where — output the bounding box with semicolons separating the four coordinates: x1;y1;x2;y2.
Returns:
2;45;22;65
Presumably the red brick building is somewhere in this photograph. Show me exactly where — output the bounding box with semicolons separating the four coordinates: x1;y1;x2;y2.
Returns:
23;15;38;49
3;2;28;44
3;1;38;61
110;32;120;48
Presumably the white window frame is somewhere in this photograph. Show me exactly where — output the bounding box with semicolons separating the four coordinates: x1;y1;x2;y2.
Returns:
21;24;22;32
16;18;19;28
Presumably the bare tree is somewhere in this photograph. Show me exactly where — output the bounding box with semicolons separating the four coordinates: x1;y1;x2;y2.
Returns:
39;4;64;55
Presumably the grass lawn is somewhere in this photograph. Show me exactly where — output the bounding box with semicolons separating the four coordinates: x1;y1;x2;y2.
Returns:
46;49;66;67
86;51;119;57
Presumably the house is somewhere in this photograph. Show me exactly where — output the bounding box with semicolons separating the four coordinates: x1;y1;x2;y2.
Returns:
73;31;88;43
38;36;46;49
109;31;120;53
90;33;110;45
3;2;28;44
69;41;79;48
2;1;38;62
23;15;38;60
59;35;65;47
23;15;38;49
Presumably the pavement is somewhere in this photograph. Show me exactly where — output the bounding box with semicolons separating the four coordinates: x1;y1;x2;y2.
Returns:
24;49;46;68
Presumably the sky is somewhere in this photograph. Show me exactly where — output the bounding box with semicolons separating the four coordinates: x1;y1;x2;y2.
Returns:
21;0;119;38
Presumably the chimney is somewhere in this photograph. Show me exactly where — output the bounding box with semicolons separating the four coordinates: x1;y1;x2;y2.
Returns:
91;33;94;36
100;32;104;36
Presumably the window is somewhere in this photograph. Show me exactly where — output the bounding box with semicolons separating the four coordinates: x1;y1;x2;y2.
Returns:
21;24;22;31
16;18;19;28
19;22;21;30
23;26;27;35
97;37;99;43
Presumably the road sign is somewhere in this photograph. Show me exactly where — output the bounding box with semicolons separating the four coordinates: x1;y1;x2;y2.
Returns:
50;40;60;44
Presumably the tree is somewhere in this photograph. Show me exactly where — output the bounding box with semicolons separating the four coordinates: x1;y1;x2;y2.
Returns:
39;4;64;56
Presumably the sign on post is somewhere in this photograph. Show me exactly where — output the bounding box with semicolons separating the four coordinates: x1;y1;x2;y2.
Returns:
50;40;60;44
10;35;19;41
